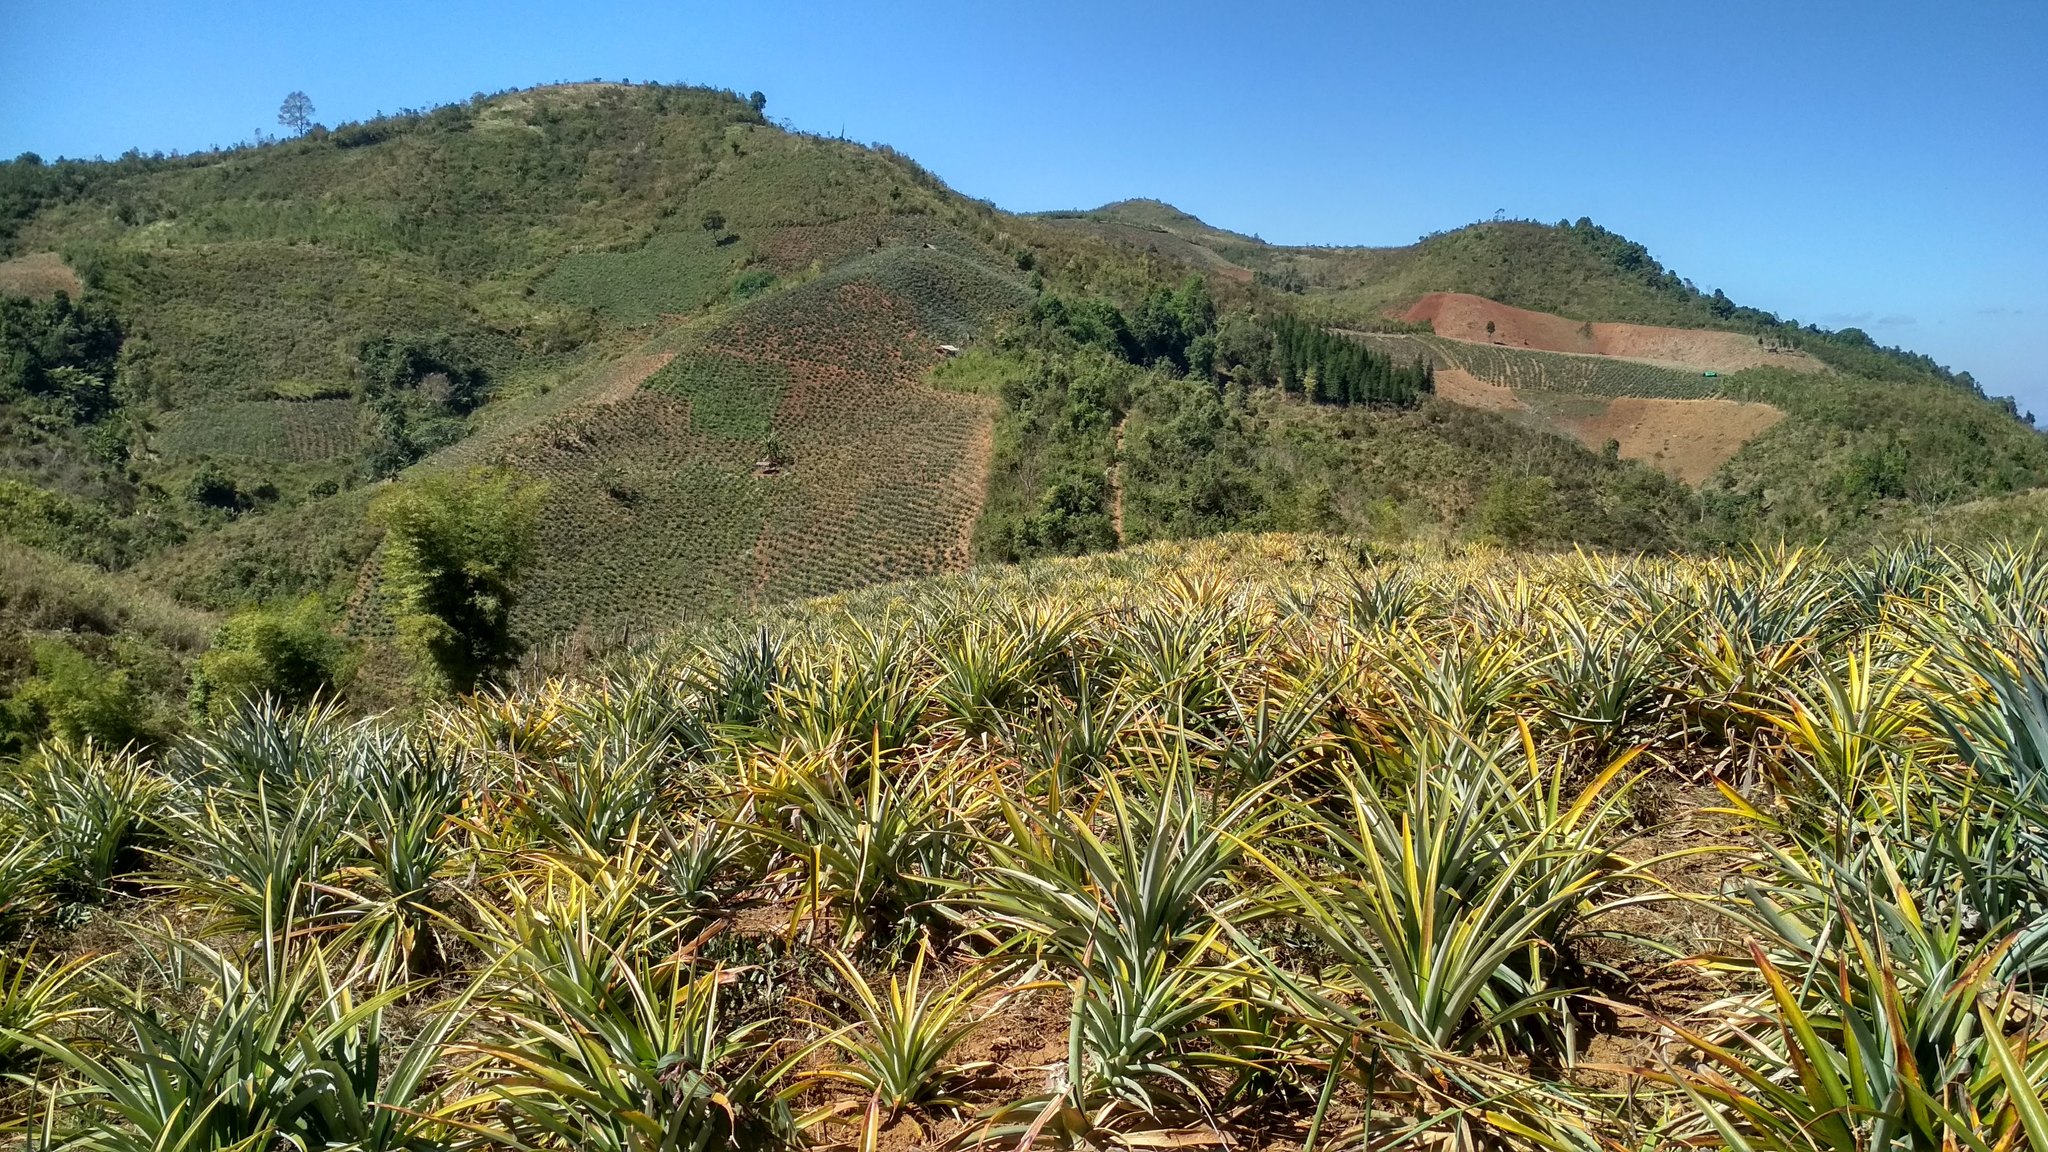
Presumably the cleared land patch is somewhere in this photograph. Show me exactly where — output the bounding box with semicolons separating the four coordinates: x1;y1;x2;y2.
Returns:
1346;331;1787;484
1403;291;1828;373
0;251;83;297
1530;393;1786;484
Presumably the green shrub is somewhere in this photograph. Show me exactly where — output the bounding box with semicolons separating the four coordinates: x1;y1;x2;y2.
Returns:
731;267;776;300
190;596;355;720
0;290;123;420
0;480;127;565
1474;475;1558;546
187;462;247;512
2;639;155;751
371;468;544;696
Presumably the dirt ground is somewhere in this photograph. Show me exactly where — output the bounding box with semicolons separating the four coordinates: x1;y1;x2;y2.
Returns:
0;251;83;298
950;398;999;568
590;350;678;404
1541;394;1786;485
1403;292;1827;375
1430;366;1523;412
1432;354;1785;485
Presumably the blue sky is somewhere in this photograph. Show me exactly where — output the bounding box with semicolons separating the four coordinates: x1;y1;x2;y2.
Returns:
4;0;2043;410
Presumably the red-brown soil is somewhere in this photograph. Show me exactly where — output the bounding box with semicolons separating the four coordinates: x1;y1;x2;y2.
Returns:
1433;370;1785;485
1430;366;1523;412
1403;292;1827;374
1543;394;1786;485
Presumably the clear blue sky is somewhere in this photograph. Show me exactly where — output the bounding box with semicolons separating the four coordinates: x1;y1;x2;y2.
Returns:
4;0;2043;410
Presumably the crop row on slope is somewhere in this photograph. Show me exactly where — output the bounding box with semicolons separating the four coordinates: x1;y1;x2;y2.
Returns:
536;212;1013;330
755;214;1006;277
86;242;525;408
9;535;2048;1149
152;397;361;463
16;85;1001;310
0;83;1012;606
494;390;770;635
1343;331;1725;400
483;242;1030;640
535;226;757;322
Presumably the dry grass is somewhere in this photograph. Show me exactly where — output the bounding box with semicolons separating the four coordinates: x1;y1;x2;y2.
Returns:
0;252;82;298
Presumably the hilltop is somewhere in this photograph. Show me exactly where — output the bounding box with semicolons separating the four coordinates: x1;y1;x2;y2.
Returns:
1040;199;2001;385
0;80;2044;732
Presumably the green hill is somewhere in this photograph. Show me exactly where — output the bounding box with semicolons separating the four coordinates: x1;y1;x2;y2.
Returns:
1;80;2043;735
1038;205;1994;386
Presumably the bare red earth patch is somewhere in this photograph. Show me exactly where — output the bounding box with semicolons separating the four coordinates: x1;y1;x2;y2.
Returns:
1403;292;1827;374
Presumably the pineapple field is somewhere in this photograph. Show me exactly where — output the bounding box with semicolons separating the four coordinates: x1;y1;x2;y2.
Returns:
488;242;1031;640
153;398;363;464
1341;333;1723;401
7;532;2048;1149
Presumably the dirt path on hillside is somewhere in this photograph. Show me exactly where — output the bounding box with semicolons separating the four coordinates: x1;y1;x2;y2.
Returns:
591;350;678;404
953;402;997;567
1404;292;1828;374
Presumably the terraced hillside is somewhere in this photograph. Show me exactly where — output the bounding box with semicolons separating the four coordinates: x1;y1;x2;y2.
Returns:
482;243;1031;638
1334;328;2046;511
1339;331;1784;482
1037;205;1991;385
0;84;1043;652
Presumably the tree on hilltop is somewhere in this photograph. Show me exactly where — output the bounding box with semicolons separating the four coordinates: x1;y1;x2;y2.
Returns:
277;91;315;136
749;90;767;114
